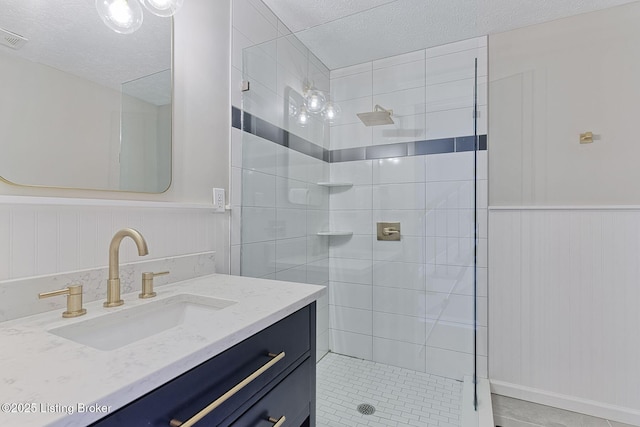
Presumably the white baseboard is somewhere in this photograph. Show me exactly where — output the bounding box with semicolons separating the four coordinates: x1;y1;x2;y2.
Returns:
490;380;640;426
462;376;494;427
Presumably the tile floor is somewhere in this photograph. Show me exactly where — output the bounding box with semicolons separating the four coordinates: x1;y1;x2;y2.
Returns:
316;352;463;427
492;395;638;427
315;353;639;427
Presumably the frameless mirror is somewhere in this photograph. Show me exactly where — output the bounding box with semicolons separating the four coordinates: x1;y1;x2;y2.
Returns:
0;0;172;193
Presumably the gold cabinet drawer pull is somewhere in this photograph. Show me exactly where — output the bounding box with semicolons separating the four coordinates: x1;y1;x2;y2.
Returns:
169;351;286;427
268;415;286;426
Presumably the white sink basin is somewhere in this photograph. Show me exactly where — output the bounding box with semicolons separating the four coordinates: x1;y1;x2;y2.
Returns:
49;294;237;350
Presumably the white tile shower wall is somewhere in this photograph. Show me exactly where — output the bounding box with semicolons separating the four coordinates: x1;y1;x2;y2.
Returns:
232;0;330;150
329;36;487;149
237;141;330;359
230;0;331;360
328;37;488;381
238;137;330;276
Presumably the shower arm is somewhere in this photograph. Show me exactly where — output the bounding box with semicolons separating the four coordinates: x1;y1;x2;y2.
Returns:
373;104;393;115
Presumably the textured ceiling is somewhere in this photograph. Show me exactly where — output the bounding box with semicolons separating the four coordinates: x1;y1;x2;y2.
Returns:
262;0;639;69
261;0;401;33
0;0;171;103
4;0;637;91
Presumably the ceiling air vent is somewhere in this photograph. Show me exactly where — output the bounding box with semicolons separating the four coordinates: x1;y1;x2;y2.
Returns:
0;27;28;50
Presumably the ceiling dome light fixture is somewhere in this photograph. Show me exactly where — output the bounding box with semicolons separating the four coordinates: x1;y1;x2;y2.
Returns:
96;0;183;34
95;0;144;34
139;0;184;17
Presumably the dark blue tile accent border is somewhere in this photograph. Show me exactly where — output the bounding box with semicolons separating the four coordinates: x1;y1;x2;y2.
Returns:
366;143;407;160
332;136;486;162
232;108;487;164
455;136;477;152
330;147;366;163
232;106;241;129
479;134;487;151
244;112;288;148
236;109;329;162
415;138;455;155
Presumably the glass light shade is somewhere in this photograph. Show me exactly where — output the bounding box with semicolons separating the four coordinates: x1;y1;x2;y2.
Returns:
296;106;310;127
96;0;144;34
140;0;184;17
321;101;341;122
305;89;326;113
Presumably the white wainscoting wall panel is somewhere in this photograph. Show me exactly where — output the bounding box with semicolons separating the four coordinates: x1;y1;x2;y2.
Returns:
489;207;640;425
0;199;219;282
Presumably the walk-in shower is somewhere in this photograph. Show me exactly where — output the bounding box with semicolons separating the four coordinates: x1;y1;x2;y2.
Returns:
231;2;487;426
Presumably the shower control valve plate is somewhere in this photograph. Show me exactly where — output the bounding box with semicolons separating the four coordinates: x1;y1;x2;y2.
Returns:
377;222;401;241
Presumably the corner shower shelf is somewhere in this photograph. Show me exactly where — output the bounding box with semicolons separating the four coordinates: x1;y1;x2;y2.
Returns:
316;231;353;236
316;182;353;188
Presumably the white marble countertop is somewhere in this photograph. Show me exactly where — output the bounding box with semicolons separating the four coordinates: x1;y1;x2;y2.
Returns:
0;274;325;427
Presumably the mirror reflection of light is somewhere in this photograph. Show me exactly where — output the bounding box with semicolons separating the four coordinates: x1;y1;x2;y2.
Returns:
97;0;183;34
297;106;309;126
96;0;144;34
141;0;184;17
109;0;133;25
148;0;172;9
288;99;299;118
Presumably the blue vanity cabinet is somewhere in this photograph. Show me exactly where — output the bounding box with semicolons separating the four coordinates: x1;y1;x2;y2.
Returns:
227;358;312;427
90;303;316;427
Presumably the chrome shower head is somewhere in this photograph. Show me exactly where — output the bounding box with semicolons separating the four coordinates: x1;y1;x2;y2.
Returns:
357;105;394;126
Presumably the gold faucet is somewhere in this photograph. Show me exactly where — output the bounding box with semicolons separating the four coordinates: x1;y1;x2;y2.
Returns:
104;228;149;307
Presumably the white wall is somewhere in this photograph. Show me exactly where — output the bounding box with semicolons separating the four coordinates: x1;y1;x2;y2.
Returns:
0;0;232;280
488;3;640;424
0;52;120;189
328;37;488;380
120;95;171;193
0;53;172;193
489;2;640;207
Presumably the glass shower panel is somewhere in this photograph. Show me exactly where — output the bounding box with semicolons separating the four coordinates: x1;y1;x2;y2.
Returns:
236;2;486;422
423;50;484;397
239;36;331;363
421;51;486;422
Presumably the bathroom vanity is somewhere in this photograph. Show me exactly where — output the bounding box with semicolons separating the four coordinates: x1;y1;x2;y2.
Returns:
0;274;324;427
92;304;316;426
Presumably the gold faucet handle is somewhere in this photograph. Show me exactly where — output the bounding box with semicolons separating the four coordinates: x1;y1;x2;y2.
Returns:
140;271;170;299
38;285;87;318
382;227;400;236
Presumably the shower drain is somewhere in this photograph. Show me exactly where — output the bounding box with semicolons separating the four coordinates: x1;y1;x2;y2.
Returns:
356;403;376;415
